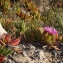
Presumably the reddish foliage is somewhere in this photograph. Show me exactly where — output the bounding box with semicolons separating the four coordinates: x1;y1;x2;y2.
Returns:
0;54;5;63
0;34;21;46
8;37;21;46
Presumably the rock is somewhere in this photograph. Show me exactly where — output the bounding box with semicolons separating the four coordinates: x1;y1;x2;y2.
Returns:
29;45;35;50
7;59;12;63
0;23;7;37
39;50;45;60
35;50;52;63
23;51;28;57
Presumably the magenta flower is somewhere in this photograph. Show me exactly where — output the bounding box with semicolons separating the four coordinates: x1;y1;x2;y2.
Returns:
44;26;58;34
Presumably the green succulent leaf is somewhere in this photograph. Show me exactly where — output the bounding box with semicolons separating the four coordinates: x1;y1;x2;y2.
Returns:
0;46;5;54
0;45;13;56
3;50;13;56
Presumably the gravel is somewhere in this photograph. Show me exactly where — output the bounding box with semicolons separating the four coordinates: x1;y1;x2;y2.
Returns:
2;42;63;63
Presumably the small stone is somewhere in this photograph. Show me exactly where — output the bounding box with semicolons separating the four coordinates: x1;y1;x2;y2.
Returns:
0;23;7;37
22;45;26;48
23;51;28;57
39;51;45;60
30;45;35;50
8;59;12;63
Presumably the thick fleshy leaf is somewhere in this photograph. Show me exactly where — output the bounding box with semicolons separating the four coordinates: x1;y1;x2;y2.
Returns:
9;37;21;46
1;33;6;41
0;45;13;56
0;54;4;63
4;34;12;43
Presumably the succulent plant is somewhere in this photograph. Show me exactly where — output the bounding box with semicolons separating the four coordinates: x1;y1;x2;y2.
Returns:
42;7;63;34
0;45;13;56
25;29;34;42
17;0;41;21
24;19;43;42
32;29;42;42
59;35;63;42
0;45;13;62
0;0;62;47
15;21;28;37
25;26;43;42
0;0;10;13
41;27;58;45
0;33;21;46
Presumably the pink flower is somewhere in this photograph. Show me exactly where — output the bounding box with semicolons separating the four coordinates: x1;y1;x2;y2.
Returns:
44;26;58;34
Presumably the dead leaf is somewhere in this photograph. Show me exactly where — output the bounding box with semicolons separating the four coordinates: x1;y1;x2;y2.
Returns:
13;48;23;53
50;45;60;50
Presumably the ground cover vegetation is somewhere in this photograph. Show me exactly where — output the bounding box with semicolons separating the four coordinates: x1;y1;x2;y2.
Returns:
0;0;63;62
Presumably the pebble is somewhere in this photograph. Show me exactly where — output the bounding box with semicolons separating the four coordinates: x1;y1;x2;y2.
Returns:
23;51;28;57
39;50;45;60
7;59;12;63
30;45;35;50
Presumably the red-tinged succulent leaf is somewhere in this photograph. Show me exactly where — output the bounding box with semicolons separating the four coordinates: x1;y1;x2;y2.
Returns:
8;37;21;46
1;33;7;41
4;34;12;43
0;40;6;45
0;54;5;63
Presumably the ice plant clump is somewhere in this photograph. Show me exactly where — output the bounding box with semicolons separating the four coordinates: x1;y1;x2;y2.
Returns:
0;45;13;63
44;26;58;34
41;26;58;45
